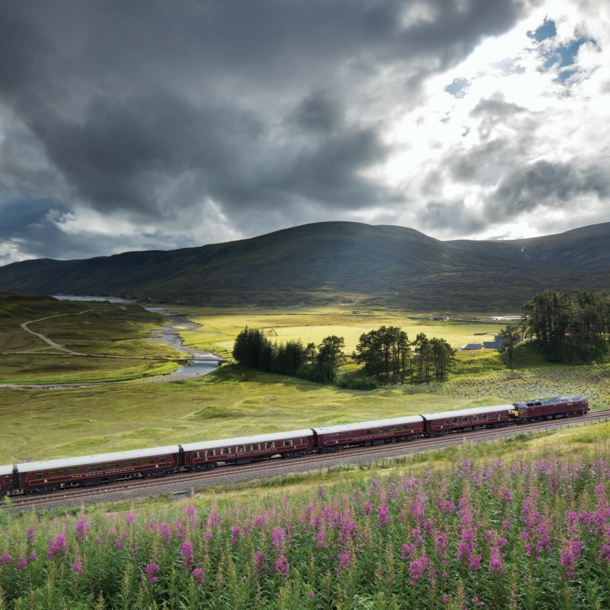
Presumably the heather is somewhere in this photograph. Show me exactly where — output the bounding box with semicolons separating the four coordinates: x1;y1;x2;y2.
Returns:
2;455;610;609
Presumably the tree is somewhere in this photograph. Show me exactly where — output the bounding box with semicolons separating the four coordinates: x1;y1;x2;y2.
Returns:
498;324;521;369
353;326;410;383
430;337;456;381
316;336;345;368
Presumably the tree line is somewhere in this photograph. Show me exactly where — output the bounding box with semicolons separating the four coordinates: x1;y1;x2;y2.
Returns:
353;326;455;383
521;289;610;363
232;325;456;387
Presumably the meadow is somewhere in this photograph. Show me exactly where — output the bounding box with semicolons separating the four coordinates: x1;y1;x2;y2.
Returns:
179;307;511;358
2;421;610;609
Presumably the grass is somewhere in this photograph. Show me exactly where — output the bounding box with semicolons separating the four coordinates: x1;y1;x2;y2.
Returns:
0;364;501;464
0;293;182;384
180;306;512;357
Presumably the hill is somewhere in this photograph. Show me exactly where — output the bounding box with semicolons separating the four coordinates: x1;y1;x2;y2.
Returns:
0;221;609;311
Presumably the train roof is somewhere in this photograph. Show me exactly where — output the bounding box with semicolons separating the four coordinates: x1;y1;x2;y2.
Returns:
513;395;586;407
180;429;313;452
17;445;180;473
312;415;424;435
423;405;513;420
0;464;14;476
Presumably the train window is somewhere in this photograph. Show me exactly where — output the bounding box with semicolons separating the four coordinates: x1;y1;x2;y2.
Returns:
496;413;501;418
266;442;274;449
300;438;305;444
221;448;231;455
329;433;339;438
378;428;385;433
251;444;260;451
69;467;82;475
472;416;478;421
461;417;468;422
141;458;154;466
390;426;397;432
88;465;101;472
284;440;293;447
237;446;245;454
49;470;63;478
206;450;215;457
194;452;200;459
366;430;371;435
444;419;450;424
106;462;119;470
36;472;43;479
124;460;136;467
401;425;408;430
452;418;458;424
481;415;488;420
159;456;167;462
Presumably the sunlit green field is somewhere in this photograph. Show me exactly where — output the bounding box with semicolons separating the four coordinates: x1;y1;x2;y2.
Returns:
0;365;499;464
181;307;511;357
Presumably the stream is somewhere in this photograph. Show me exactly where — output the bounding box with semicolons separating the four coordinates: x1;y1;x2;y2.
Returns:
52;296;222;378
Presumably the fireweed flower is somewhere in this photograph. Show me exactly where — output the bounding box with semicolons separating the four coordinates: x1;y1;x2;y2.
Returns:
26;528;35;542
28;553;38;562
275;556;289;580
72;560;83;577
254;551;267;575
16;558;27;571
75;519;90;541
560;540;583;580
272;527;284;551
123;513;135;524
377;504;389;526
362;501;372;516
231;525;241;544
337;551;351;575
146;564;160;583
47;534;67;559
0;553;12;566
401;544;414;560
409;556;429;584
180;541;194;568
192;567;205;588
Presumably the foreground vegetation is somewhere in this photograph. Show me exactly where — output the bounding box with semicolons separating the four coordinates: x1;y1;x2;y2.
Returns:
2;421;610;609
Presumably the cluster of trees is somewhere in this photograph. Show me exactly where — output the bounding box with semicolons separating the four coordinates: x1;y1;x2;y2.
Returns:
232;325;456;387
232;328;345;382
353;326;455;383
521;289;610;362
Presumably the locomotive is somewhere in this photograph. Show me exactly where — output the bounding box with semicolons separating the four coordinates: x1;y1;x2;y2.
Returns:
0;395;588;497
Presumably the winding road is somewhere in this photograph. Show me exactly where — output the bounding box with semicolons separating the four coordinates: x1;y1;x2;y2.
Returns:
20;310;93;355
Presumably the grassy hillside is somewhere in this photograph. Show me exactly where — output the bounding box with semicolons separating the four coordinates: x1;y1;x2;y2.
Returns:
0;222;609;310
0;292;181;383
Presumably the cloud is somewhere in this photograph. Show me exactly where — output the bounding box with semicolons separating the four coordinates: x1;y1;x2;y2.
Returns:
487;160;610;221
2;0;610;261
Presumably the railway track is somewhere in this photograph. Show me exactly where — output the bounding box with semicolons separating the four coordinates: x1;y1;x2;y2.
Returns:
11;409;610;510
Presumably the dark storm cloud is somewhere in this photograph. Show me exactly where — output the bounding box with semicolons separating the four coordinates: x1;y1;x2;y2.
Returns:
487;160;610;221
419;199;485;233
0;0;536;260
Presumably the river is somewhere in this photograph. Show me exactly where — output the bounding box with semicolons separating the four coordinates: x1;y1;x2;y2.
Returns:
51;295;222;377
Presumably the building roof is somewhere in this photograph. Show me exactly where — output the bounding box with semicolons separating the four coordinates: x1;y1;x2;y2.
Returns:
180;430;313;452
460;343;482;350
17;445;180;473
422;404;513;420
312;416;424;435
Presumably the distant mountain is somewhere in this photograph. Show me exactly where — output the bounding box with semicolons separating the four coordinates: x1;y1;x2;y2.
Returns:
0;221;609;311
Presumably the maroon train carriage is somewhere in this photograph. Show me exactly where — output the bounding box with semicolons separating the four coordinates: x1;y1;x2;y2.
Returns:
181;430;315;470
16;446;181;494
312;416;425;451
423;405;512;435
510;395;588;423
0;464;15;496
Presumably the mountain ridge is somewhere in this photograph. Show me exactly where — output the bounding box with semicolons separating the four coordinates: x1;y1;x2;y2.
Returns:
0;221;608;311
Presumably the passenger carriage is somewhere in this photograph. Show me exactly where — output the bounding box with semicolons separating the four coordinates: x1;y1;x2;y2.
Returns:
0;464;15;496
510;395;588;422
312;416;425;451
181;430;314;470
17;446;181;494
422;405;512;435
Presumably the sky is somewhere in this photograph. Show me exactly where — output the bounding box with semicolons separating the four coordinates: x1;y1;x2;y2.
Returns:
1;0;609;265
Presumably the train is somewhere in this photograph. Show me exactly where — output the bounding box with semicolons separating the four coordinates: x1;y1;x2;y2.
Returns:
0;395;588;497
